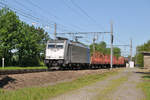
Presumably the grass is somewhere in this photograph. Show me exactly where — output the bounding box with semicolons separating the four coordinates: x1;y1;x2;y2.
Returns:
138;73;150;100
0;71;118;100
0;66;47;70
98;74;129;100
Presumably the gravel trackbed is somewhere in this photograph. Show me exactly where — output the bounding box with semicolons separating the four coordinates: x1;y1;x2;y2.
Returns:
0;69;112;90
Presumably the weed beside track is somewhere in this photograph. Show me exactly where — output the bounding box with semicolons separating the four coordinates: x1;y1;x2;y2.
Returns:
137;70;150;100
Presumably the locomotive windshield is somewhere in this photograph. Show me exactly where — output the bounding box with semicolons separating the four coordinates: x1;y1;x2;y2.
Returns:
48;44;63;49
56;45;63;48
48;45;55;48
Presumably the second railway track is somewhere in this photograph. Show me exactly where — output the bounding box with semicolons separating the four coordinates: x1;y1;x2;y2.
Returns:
0;69;50;75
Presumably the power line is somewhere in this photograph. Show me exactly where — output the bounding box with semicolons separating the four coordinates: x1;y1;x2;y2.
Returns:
25;0;60;20
0;2;66;34
25;0;83;32
0;1;77;33
70;0;105;31
61;0;86;30
62;0;80;16
2;0;78;32
11;0;62;27
13;0;33;13
113;34;128;44
0;2;47;24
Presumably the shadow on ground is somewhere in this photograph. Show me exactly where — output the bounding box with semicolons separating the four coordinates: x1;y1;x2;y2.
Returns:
136;72;150;74
135;71;150;80
0;76;15;88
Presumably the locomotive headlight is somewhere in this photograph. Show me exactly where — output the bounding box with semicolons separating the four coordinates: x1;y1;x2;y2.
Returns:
59;56;63;58
46;56;51;59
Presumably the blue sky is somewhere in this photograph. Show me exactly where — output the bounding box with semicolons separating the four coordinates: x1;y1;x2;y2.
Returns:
1;0;150;56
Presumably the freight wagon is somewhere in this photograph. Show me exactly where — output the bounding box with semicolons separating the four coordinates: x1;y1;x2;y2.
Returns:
90;52;125;68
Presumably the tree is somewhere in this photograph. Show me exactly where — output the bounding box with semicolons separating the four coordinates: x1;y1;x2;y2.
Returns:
0;8;20;65
90;41;121;58
0;8;50;66
113;47;121;58
135;41;150;67
136;53;143;67
16;23;49;66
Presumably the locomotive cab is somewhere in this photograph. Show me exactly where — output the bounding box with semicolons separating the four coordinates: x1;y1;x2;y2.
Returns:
45;39;68;68
46;43;64;59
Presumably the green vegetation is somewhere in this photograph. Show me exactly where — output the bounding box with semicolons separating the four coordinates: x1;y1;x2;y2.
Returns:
0;66;47;70
90;41;121;58
138;73;150;100
136;40;150;67
0;8;50;67
0;71;117;100
98;75;129;100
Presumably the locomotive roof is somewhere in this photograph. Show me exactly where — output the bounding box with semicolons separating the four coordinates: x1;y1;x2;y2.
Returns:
70;41;89;48
47;38;89;49
47;39;66;43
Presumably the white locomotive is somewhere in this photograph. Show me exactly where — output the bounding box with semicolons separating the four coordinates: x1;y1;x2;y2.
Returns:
45;37;90;69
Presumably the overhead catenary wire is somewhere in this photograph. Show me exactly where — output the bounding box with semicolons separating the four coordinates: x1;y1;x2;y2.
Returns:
70;0;106;31
61;0;87;31
0;1;77;33
25;0;60;20
12;0;55;26
0;2;62;33
1;0;78;33
25;0;81;32
5;0;106;37
113;34;129;45
11;0;61;26
0;2;49;25
13;0;33;13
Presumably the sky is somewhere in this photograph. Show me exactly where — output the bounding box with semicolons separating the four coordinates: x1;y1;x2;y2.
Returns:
0;0;150;57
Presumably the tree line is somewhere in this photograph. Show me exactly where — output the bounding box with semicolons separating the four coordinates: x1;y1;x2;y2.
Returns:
0;8;50;66
136;40;150;67
90;41;121;58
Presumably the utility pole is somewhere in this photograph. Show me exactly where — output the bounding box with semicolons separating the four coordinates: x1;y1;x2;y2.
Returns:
135;47;137;66
130;38;132;61
93;34;96;52
110;22;113;69
54;23;57;40
2;58;4;69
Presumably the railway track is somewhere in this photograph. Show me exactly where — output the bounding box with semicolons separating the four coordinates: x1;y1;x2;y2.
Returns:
0;69;50;75
0;66;119;75
0;67;79;75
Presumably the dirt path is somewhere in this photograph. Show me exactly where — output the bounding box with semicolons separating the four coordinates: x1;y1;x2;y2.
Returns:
106;68;145;100
49;68;145;100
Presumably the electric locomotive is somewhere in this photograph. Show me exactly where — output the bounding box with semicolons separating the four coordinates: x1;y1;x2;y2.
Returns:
45;37;90;69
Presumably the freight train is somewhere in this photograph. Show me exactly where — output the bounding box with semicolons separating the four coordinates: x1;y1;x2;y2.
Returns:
44;37;126;69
